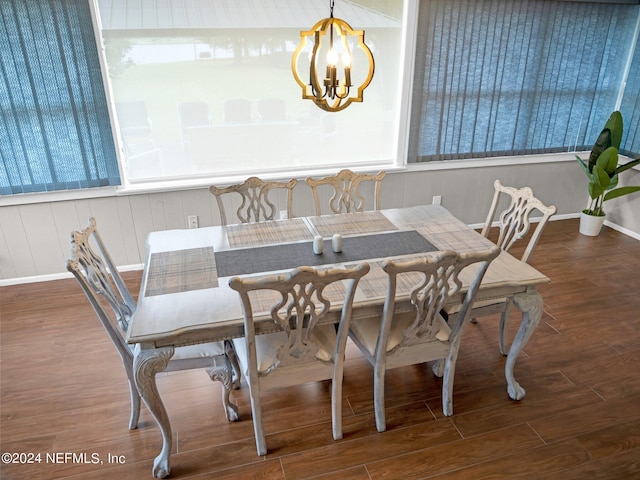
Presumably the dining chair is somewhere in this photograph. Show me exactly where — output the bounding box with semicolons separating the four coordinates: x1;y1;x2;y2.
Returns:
444;179;557;354
305;169;386;216
66;217;239;430
257;98;286;122
178;101;211;129
348;247;500;432
229;262;370;455
223;98;252;124
115;100;152;137
209;176;298;225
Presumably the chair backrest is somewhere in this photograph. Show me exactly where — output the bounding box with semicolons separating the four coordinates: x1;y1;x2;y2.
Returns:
481;179;557;263
229;263;370;374
210;176;298;225
115;100;152;136
377;247;500;357
305;169;386;215
66;217;135;362
178;101;211;129
223;98;252;124
257;98;286;122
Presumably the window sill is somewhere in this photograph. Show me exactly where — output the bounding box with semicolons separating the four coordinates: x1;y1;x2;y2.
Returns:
5;151;635;207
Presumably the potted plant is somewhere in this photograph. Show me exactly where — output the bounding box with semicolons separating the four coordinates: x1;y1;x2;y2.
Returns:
576;111;640;236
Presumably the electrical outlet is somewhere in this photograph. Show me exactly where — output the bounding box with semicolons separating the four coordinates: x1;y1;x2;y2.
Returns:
280;210;288;220
432;195;442;205
187;215;198;229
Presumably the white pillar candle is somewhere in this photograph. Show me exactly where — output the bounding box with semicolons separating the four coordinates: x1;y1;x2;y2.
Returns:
313;236;324;254
332;234;342;253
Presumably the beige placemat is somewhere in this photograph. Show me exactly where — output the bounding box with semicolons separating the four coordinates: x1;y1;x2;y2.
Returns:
226;218;314;248
309;211;399;237
412;219;496;254
145;247;218;296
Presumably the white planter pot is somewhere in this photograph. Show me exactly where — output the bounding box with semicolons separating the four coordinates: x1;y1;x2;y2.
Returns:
579;212;606;236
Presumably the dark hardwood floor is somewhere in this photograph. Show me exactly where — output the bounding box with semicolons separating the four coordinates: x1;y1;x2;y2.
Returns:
1;218;639;479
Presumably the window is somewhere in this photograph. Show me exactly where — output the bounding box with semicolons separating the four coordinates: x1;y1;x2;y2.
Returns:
0;0;120;195
620;28;640;157
96;0;407;188
409;0;640;163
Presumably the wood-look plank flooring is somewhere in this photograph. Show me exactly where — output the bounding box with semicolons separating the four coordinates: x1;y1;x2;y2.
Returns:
1;218;639;479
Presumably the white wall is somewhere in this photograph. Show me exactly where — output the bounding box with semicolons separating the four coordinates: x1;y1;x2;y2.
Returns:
1;157;637;284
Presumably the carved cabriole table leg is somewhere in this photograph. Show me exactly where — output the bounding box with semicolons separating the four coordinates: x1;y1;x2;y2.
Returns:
506;289;544;401
133;344;174;479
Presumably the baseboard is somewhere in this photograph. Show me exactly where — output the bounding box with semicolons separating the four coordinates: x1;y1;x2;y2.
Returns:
604;220;640;240
0;264;144;287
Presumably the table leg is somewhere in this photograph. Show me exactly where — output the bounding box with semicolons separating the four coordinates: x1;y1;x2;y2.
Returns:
133;344;175;478
506;290;543;400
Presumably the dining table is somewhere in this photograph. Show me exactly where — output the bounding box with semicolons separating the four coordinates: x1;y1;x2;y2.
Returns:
127;204;549;478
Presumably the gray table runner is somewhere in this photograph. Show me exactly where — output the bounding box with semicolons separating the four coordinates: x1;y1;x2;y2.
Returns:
215;230;436;277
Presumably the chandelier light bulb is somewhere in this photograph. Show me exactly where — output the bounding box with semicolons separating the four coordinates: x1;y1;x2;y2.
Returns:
327;47;338;66
341;51;351;67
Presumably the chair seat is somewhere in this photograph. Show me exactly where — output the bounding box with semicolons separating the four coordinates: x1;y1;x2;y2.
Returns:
444;297;508;315
350;311;451;357
172;341;227;360
232;324;337;376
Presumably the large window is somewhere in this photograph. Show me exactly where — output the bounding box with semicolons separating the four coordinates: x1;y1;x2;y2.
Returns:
409;0;640;162
3;1;638;197
97;0;406;187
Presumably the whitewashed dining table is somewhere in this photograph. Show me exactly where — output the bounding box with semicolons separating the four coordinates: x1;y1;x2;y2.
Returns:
127;204;549;478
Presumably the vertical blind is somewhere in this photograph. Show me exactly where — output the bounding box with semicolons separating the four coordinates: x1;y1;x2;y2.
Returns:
620;26;640;157
0;0;120;195
409;0;640;162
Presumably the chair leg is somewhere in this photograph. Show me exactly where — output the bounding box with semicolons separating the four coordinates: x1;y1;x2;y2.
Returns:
206;356;239;422
331;375;344;440
225;340;242;389
127;376;141;430
442;338;463;417
373;362;387;432
498;301;513;356
123;361;141;429
246;377;267;455
432;359;445;378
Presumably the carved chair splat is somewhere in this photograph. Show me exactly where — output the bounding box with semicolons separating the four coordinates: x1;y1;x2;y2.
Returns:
210;176;297;225
66;217;240;431
446;179;557;355
229;263;370;456
305;169;386;216
348;247;500;432
482;179;557;264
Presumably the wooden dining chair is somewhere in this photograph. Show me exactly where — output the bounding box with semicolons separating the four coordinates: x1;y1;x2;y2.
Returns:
305;169;386;216
66;217;239;430
348;247;500;432
229;262;370;455
210;176;298;226
444;179;557;354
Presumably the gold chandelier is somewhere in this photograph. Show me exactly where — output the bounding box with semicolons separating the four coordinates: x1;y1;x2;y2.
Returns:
291;0;375;112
